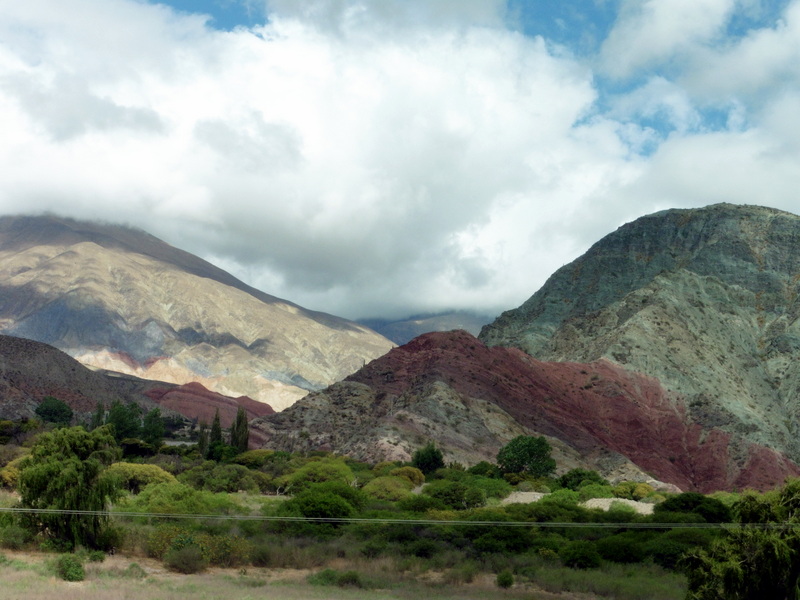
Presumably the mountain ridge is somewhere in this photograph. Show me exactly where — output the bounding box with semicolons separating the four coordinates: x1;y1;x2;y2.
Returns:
0;214;394;410
480;203;800;461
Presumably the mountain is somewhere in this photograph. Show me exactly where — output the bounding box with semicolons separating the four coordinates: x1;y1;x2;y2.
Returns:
0;215;393;410
359;311;495;345
480;203;800;462
252;330;799;492
0;334;273;432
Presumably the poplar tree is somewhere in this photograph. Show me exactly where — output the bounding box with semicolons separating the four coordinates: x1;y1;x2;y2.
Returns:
229;406;250;454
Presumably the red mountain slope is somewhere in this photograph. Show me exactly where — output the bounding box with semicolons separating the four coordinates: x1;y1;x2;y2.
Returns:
256;330;799;492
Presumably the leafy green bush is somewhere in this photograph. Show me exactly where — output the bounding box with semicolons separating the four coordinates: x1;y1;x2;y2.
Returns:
577;483;615;502
496;569;514;588
283;458;356;492
596;533;647;563
390;466;425;487
55;553;85;581
653;492;732;522
424;480;469;509
308;568;364;588
178;461;261;493
232;449;274;469
560;541;602;569
0;525;31;549
363;476;413;501
412;442;445;475
558;468;608;491
118;481;243;517
164;545;207;573
106;462;177;493
396;494;447;512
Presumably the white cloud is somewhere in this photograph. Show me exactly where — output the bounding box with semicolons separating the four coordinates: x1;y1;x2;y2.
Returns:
600;0;736;79
0;0;798;322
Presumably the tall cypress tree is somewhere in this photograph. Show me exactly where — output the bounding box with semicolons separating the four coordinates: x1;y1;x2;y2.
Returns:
209;409;222;446
230;406;249;454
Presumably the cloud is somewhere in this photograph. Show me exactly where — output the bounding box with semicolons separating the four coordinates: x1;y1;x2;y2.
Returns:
600;0;736;79
0;0;798;321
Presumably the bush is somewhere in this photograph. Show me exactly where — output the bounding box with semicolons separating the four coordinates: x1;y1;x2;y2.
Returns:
496;569;514;588
55;553;85;581
0;525;31;550
362;476;413;501
250;542;271;567
560;541;602;569
308;568;364;588
558;468;608;491
596;533;647;563
119;481;243;517
106;462;177;493
390;466;425;487
164;545;207;573
396;494;447;512
412;443;445;475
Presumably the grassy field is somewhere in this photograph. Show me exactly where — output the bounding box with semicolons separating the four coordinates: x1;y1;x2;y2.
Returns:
0;549;685;600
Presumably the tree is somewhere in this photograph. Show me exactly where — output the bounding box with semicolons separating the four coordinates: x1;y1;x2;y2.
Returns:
229;406;249;454
496;435;555;477
197;421;209;458
209;409;222;447
106;400;141;442
90;401;105;431
141;408;165;448
34;396;73;426
411;442;445;475
682;479;800;599
17;425;121;549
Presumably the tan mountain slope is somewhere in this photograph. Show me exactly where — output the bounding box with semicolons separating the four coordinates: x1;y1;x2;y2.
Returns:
480;203;800;462
0;215;393;410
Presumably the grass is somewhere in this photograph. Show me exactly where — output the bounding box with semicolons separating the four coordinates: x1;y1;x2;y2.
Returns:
0;547;687;600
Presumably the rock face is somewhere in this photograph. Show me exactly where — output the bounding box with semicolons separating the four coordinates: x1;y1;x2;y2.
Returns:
480;204;800;463
252;330;799;492
0;215;393;410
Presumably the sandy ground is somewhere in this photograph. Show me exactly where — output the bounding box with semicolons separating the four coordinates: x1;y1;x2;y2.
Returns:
501;491;654;515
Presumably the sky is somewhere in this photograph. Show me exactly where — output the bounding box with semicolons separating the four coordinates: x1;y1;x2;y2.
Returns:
1;0;799;321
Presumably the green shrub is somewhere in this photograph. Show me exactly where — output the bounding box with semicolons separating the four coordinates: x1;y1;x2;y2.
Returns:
577;483;615;502
250;542;271;567
119;481;243;517
86;549;106;562
560;541;602;569
123;562;147;579
285;458;355;492
307;567;364;587
55;553;85;581
308;568;340;586
558;468;608;491
396;494;447;512
164;545;208;573
336;570;363;588
596;533;647;563
496;569;514;588
106;462;177;493
0;525;31;549
232;449;274;469
390;466;425;487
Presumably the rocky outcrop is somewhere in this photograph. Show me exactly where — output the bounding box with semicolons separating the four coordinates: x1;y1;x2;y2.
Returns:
480;204;800;462
252;330;799;492
0;215;393;410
